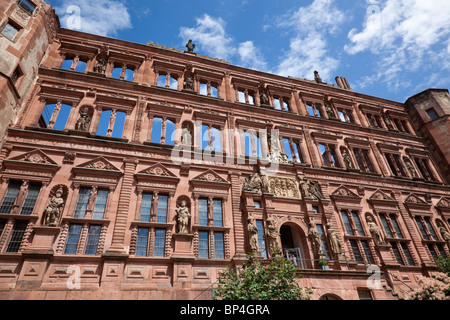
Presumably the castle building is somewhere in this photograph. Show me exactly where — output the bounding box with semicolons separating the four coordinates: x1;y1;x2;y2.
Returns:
0;0;449;300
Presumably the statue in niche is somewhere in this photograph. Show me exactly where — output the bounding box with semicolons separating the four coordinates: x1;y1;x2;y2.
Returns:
260;90;270;106
181;123;192;146
326;223;342;258
382;113;394;130
342;149;354;169
325;102;335;119
404;158;418;178
439;227;450;248
176;200;191;234
367;215;384;245
75;107;91;132
267;218;281;257
243;173;262;195
185;39;195;53
308;221;322;257
247;216;259;255
314;71;323;84
93;57;107;74
42;187;65;226
184;72;195;91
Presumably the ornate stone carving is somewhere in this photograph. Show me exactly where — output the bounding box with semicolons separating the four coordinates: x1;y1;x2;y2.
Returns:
42;186;66;226
404;157;418;178
308;221;322;257
300;178;325;200
93;56;107;74
366;215;385;245
86;160;114;170
247;216;259;255
180;123;192;146
176;200;191;234
242;173;263;195
75;106;91;131
266;176;300;199
326;223;342;258
267;218;281;257
342;149;354;169
439;227;450;248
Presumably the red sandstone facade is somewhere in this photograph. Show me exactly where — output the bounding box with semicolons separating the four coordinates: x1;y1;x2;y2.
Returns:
0;0;450;301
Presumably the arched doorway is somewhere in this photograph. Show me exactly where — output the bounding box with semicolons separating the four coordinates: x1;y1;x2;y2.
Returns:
280;223;309;269
319;294;343;300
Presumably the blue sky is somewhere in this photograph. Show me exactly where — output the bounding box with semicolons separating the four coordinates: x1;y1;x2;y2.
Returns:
48;0;450;103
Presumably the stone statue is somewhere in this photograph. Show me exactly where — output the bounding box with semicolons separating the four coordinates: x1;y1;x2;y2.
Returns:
184;73;195;91
94;57;107;74
342;149;354;169
326;223;342;258
260;90;270;106
42;187;65;226
404;158;417;178
185;39;195;53
267;218;281;257
314;71;323;84
308;221;322;257
367;215;384;245
181;124;192;146
13;180;29;213
300;178;312;198
326;104;335;119
247;216;259;255
75;107;91;132
176;200;191;234
382;113;394;130
439;227;450;248
303;179;325;201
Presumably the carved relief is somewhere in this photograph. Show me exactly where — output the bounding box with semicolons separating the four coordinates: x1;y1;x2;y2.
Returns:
75;106;92;132
266;176;300;199
79;157;119;171
300;178;325;200
193;170;228;183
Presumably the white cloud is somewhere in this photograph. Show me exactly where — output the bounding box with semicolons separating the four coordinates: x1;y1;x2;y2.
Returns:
55;0;132;37
179;14;235;61
275;0;346;81
345;0;450;90
179;14;269;71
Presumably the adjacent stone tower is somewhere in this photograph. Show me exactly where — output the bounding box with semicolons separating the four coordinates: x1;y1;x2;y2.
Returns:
405;89;450;183
0;0;59;145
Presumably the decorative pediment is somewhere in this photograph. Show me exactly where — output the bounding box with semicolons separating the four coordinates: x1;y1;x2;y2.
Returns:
405;193;427;205
75;157;121;172
135;163;180;192
331;185;360;198
72;157;122;185
191;170;229;184
9;149;57;165
137;163;177;178
369;189;395;201
1;149;60;180
437;197;450;208
190;170;230;198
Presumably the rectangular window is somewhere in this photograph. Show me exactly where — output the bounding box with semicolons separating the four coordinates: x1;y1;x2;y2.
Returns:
154;228;166;257
198;198;208;226
380;214;393;238
350;239;364;263
84;225;101;255
390;242;404;265
390;215;403;238
361;240;374;264
353;148;375;173
18;0;36;15
0;180;22;214
156;195;168;223
92;189;108;220
213;200;223;227
424;217;438;240
256;220;267;258
140;193;152;222
0;220;7;238
357;289;373;300
214;232;225;259
254;201;262;209
316;224;329;259
1;21;20;40
198;231;209;259
64;224;82;255
351;211;365;236
319;143;340;168
426;108;439;121
400;242;415;265
74;187;91;218
19;182;41;216
341;210;353;235
307;103;322;117
5;220;28;253
136;227;149;257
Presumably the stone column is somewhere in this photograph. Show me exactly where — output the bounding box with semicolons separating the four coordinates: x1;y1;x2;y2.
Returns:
107;157;139;254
